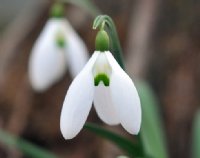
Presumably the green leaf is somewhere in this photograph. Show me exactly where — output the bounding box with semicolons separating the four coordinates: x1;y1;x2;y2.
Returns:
84;123;143;157
0;130;59;158
192;109;200;158
136;81;168;158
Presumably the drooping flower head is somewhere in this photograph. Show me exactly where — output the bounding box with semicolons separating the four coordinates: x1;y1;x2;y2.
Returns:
60;29;141;139
28;3;89;92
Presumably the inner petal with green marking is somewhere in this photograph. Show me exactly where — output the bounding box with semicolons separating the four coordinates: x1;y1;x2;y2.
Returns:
92;53;112;87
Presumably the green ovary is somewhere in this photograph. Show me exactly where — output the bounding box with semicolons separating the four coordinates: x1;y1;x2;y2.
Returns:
94;73;110;86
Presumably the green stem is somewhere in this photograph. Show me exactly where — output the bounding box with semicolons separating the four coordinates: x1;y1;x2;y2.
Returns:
85;123;143;157
93;15;144;156
93;15;125;69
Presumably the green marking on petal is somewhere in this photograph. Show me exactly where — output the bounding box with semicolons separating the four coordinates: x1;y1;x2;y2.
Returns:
55;33;66;48
94;73;110;86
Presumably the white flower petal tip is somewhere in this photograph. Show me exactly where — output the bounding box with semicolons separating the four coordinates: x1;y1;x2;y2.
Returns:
117;156;129;158
28;18;89;92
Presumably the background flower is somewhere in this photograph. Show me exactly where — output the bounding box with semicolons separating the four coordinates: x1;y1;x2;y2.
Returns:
29;18;89;92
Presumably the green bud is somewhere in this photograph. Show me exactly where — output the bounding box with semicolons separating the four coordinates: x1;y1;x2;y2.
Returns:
94;73;110;86
95;30;109;52
50;3;65;18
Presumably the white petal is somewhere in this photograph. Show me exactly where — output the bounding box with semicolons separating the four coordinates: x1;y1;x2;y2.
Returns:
106;51;141;134
94;83;119;125
62;20;89;78
28;19;67;92
60;52;98;139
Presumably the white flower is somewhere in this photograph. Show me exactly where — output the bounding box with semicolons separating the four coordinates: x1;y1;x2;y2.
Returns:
60;51;141;139
117;156;129;158
28;18;89;92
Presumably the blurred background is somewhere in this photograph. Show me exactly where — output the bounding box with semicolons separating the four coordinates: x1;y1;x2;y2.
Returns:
0;0;200;158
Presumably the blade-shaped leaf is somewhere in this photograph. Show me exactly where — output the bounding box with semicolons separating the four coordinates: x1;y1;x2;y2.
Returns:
84;123;143;157
136;81;168;158
192;109;200;158
0;129;59;158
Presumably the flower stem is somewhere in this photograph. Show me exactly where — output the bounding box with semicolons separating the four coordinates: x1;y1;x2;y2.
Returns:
93;15;125;69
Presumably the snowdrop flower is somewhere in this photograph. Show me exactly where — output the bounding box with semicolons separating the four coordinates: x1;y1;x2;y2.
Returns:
28;3;88;92
60;30;141;139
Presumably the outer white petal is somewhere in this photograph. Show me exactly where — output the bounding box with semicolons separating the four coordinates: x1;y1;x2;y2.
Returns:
60;52;99;139
62;20;89;78
106;51;141;134
94;83;119;125
28;19;67;92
